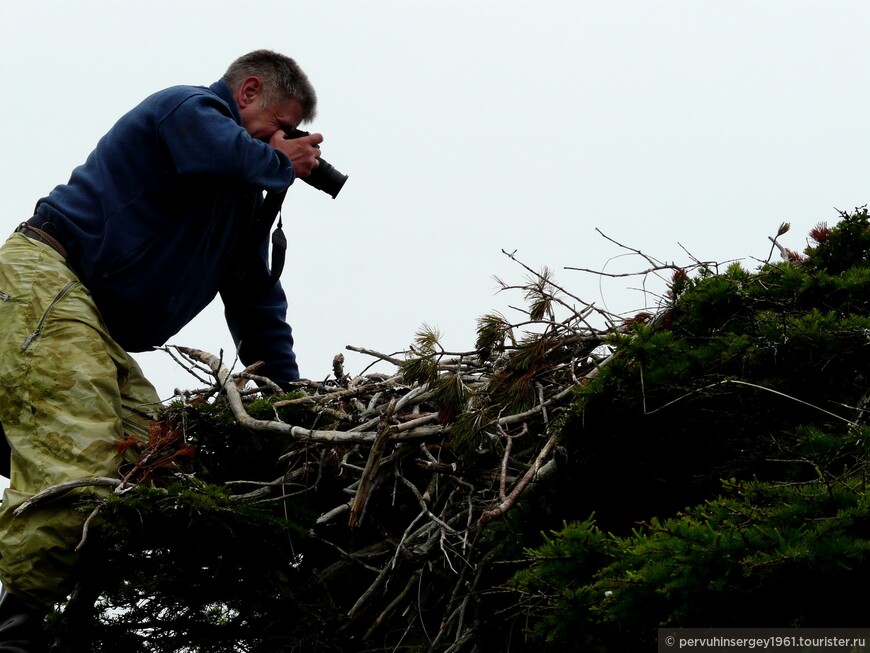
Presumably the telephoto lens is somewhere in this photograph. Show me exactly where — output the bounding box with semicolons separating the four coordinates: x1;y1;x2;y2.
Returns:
283;129;348;199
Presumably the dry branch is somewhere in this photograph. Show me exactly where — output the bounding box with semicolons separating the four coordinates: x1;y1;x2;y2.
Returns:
13;477;123;516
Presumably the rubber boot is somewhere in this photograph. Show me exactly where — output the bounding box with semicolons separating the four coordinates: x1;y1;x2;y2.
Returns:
0;587;49;653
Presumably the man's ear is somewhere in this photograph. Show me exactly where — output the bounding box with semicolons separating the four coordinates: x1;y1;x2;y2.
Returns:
237;76;262;109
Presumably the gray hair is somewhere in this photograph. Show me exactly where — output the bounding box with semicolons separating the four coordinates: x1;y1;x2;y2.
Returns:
223;50;317;121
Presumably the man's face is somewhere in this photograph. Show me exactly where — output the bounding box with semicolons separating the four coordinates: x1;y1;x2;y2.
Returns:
240;96;305;142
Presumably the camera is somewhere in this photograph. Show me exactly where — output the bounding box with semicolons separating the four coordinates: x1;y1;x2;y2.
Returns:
283;128;348;199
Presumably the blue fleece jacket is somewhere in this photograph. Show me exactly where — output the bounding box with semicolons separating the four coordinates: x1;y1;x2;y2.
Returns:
35;80;301;386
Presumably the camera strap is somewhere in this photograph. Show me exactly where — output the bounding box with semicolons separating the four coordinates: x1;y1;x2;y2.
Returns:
259;188;288;284
270;211;287;285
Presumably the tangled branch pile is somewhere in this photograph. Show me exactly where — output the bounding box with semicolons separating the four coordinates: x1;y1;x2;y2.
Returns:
30;214;870;651
34;245;631;651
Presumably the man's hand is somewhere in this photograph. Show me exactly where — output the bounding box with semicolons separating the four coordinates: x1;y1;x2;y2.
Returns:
271;131;323;177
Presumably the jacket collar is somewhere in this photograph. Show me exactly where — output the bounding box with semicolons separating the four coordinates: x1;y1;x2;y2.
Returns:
209;79;242;124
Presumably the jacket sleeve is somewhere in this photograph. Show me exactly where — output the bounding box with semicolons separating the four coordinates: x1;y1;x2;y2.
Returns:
220;234;301;388
157;93;295;192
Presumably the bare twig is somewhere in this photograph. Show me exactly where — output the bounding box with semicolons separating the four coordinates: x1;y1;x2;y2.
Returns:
478;433;559;525
349;399;397;528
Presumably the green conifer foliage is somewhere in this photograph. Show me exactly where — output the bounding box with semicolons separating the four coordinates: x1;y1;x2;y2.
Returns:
513;209;870;649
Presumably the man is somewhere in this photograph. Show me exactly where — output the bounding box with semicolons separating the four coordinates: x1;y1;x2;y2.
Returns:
0;50;324;650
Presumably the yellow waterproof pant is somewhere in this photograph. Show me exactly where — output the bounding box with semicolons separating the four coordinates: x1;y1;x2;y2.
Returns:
0;233;161;606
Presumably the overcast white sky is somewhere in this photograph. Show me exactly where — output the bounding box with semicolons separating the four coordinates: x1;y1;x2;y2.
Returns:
2;0;870;400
